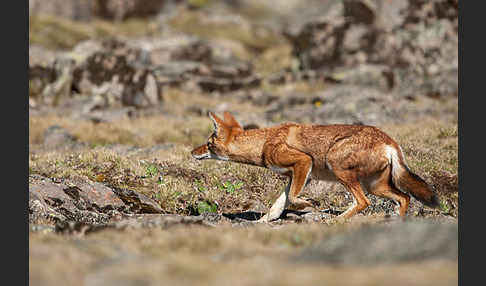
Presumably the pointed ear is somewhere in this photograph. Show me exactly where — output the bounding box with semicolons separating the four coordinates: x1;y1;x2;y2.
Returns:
208;111;226;135
223;111;242;129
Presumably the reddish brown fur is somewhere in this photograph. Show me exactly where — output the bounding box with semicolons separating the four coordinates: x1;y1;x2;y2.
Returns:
191;112;439;221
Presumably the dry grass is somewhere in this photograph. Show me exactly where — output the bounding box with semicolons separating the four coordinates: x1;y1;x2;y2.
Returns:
168;8;285;53
29;114;211;147
29;108;458;218
29;15;160;50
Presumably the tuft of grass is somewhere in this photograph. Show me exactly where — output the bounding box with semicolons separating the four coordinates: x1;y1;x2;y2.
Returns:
218;181;244;194
197;201;218;214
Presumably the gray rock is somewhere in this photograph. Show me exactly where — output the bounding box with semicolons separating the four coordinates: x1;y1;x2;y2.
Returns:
283;0;457;98
110;187;164;214
29;57;76;106
264;84;456;126
91;0;167;21
72;39;161;108
296;219;458;265
43;125;77;147
64;176;127;212
28;175;164;225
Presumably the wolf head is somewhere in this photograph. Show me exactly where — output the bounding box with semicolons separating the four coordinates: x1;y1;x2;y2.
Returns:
191;111;243;161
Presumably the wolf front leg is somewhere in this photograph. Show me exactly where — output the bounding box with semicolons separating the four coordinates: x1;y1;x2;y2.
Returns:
259;143;314;223
258;180;291;222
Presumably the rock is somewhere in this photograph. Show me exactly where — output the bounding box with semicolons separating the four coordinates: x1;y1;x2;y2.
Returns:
28;175;166;225
29;179;83;223
110;187;164;214
72;39;161;108
30;34;262;109
43;125;77;148
64;176;127;212
265;80;457;126
296;219;458;265
79;106;135;123
29;65;56;99
283;0;457;97
129;35;261;92
153;59;260;92
29;185;67;223
133;36;215;66
327;64;394;91
29;57;76;106
29;0;94;21
29;0;172;22
29;45;59;67
92;0;168;21
68;39;105;65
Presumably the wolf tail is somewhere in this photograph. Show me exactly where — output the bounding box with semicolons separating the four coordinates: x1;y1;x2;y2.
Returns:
388;145;440;208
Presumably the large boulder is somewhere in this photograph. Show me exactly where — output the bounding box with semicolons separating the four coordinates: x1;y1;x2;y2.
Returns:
29;56;76;106
133;35;261;92
72;39;161;108
284;0;458;97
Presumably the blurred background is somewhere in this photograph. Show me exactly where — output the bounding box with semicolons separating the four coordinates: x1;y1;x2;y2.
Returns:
29;1;458;285
29;0;458;127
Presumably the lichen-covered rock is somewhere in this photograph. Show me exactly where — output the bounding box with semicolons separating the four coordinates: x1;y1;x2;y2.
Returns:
110;187;165;214
72;39;161;108
284;0;458;98
28;175;164;225
137;35;261;92
92;0;168;21
29;57;76;106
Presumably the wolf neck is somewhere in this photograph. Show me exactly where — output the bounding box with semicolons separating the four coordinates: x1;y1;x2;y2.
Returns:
226;129;267;167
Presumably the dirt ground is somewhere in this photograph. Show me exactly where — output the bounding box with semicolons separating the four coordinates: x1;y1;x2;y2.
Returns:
30;217;457;286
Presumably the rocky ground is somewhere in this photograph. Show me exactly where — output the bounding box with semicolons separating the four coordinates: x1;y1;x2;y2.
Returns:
29;1;458;285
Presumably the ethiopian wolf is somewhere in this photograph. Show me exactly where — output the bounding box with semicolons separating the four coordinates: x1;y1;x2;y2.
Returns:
191;112;439;222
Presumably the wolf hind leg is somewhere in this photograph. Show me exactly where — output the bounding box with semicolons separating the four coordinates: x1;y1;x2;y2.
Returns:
367;166;410;216
333;170;371;219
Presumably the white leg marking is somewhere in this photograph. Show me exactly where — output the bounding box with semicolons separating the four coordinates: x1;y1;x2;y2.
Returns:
258;181;291;222
339;195;357;218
